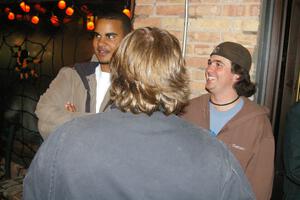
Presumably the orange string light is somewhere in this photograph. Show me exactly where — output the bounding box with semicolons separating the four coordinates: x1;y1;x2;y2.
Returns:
4;2;131;30
50;15;59;26
20;2;30;13
86;15;94;30
4;7;11;14
8;12;15;20
24;5;31;13
86;21;94;30
35;4;47;14
122;8;131;18
31;16;39;24
20;2;26;10
65;7;74;16
58;0;66;10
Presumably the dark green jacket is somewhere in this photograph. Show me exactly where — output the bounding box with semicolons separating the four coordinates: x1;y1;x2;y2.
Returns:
284;102;300;200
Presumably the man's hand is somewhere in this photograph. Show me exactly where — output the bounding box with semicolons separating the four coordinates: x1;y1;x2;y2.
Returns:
65;102;76;112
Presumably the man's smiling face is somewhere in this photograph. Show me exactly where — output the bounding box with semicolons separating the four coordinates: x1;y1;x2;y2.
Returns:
205;55;238;95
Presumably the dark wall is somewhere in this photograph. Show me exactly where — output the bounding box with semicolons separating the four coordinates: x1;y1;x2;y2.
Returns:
0;17;94;168
0;18;94;126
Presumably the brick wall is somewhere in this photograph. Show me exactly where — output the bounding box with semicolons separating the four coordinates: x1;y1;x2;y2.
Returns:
133;0;262;98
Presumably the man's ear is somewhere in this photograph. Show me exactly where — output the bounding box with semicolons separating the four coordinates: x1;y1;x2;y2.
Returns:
233;74;240;82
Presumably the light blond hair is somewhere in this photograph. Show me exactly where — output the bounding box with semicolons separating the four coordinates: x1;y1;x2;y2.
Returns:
110;27;190;115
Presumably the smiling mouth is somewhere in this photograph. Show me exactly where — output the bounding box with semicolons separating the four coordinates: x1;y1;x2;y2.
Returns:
206;76;216;81
97;49;109;56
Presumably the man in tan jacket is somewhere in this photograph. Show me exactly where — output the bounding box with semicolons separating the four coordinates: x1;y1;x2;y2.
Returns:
35;11;132;139
181;41;274;200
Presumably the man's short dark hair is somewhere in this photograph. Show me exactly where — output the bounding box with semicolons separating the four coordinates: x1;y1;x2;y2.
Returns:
231;62;256;97
94;10;132;35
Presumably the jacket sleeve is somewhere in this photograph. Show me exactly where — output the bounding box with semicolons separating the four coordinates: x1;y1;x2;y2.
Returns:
284;103;300;184
247;117;275;200
35;67;88;139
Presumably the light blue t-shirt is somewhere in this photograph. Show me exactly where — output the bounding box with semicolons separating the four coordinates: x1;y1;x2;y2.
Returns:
209;99;244;136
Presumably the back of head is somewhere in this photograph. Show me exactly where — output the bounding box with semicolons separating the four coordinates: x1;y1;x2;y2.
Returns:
94;9;132;35
110;27;190;115
211;41;256;97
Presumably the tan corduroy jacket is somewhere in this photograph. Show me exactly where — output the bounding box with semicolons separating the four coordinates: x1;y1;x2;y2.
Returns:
181;94;274;200
35;62;111;139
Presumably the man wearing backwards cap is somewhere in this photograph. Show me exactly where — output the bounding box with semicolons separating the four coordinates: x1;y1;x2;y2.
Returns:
181;41;274;200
